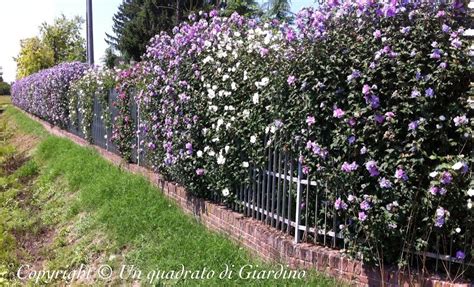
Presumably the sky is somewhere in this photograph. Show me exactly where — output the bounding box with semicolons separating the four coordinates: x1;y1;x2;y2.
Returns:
0;0;316;83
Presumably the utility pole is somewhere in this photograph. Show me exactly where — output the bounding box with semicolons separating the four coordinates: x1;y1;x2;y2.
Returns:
86;0;94;65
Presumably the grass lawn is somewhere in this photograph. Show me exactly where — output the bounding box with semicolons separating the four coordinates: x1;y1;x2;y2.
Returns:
0;107;342;286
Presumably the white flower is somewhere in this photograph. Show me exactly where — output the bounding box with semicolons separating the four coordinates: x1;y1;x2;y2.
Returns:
250;135;257;144
242;161;249;168
204;146;210;152
222;74;230;81
197;150;203;158
243;71;248;81
224;145;230;153
252;93;259;104
207;89;216;99
231;82;237;90
452;162;464;170
208;150;215;157
211;137;219;143
222;188;230;197
242;109;250;118
217;118;224;127
455;227;461;233
468;199;472;209
439;115;446;121
429;171;439;178
270;126;276;133
209;105;218;112
468;188;474;197
217;153;226;165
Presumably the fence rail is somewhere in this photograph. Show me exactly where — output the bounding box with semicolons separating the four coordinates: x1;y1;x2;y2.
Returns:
65;89;471;277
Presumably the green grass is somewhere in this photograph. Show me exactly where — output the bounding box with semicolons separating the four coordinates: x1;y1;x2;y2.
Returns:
0;106;342;286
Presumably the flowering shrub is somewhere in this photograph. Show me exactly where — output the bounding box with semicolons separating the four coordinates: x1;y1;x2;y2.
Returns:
69;67;116;142
111;63;145;161
138;1;472;269
11;62;87;128
11;0;472;275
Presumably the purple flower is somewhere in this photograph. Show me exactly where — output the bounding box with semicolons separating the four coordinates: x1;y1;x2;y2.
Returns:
347;117;356;127
185;142;193;155
451;38;462;49
411;89;420;98
439;62;448;69
302;165;310;175
379;177;392;189
348;135;356;144
287;75;296;86
365;160;380;177
429;186;440;195
440;171;453;185
341;161;359;173
148;142;156;150
360;146;367;155
385;112;395;120
347;70;361;81
453;115;468;126
400;26;411;34
306;115;315;126
360;200;371;211
442;24;451;33
362;84;371;95
434;207;446;227
334;198;348;211
395;168;408;181
358;211;368;222
285;28;296;42
425;88;434;98
430;49;442;59
456;251;466;260
374;114;385;124
365;95;380;109
333;107;345;118
196;168;205;176
209;9;218;17
259;47;269;57
408;120;419;131
373;29;382;39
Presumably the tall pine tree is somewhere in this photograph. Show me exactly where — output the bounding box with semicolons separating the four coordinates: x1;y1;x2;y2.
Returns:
106;0;217;61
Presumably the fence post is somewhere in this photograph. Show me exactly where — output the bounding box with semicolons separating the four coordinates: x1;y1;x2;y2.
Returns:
136;99;140;166
294;154;302;244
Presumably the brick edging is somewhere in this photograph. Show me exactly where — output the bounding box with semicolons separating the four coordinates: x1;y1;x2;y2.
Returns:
21;111;472;287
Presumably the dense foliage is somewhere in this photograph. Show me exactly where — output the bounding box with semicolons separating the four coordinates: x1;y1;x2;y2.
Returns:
15;15;86;79
106;0;220;61
11;0;472;275
11;62;88;128
68;67;116;142
0;82;11;96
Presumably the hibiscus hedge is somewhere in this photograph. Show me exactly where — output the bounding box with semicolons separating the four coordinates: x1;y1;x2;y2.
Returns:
11;0;472;275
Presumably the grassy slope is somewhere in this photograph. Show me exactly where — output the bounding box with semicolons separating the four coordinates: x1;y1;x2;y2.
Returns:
0;107;341;286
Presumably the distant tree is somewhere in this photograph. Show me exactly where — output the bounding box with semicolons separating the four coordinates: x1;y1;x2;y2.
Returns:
263;0;292;21
102;46;120;68
106;0;216;61
15;37;54;79
0;82;11;95
223;0;262;17
40;15;86;63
